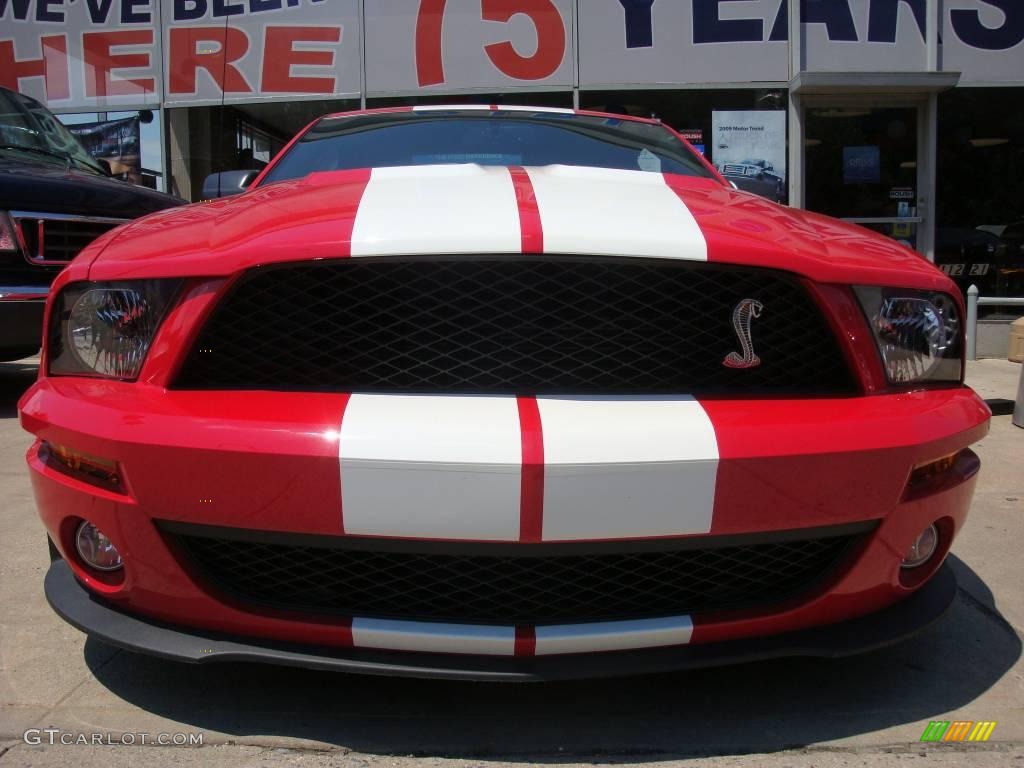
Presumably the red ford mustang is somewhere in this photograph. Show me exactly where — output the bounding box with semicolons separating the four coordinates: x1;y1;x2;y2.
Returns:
20;106;990;680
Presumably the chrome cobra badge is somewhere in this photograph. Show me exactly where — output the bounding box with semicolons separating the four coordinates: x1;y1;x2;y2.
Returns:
723;299;765;369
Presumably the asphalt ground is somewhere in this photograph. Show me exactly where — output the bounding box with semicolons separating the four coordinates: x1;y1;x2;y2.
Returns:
1;357;1022;767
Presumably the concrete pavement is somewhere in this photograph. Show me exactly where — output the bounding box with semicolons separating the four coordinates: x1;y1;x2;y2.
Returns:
1;358;1021;767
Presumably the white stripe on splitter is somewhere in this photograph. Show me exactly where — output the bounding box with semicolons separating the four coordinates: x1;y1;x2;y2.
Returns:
534;616;694;655
536;396;718;541
340;395;522;540
526;165;707;260
352;618;515;655
350;165;520;256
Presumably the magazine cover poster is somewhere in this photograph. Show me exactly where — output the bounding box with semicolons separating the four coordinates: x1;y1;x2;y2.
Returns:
711;110;787;203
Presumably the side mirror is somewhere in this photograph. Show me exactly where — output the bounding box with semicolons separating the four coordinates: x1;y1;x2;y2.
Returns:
96;158;113;176
202;170;259;200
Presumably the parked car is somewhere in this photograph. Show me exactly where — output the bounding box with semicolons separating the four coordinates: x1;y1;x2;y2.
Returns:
0;86;181;361
934;226;1003;295
934;225;1024;299
998;221;1024;296
22;106;988;681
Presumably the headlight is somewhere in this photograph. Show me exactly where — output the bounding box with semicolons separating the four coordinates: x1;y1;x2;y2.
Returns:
854;286;962;385
48;280;181;379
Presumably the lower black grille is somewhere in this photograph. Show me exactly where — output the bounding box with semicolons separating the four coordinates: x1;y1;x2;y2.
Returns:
168;524;868;625
174;258;855;394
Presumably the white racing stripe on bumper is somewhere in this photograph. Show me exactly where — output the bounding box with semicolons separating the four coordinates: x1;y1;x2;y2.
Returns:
534;616;694;656
351;618;516;656
526;165;708;260
347;616;694;656
537;396;719;541
339;394;522;540
350;165;521;256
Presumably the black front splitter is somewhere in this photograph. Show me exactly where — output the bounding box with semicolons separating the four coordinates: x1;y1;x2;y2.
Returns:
45;559;957;682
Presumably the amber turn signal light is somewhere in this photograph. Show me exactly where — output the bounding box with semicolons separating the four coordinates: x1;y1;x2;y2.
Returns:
41;442;123;492
905;451;959;492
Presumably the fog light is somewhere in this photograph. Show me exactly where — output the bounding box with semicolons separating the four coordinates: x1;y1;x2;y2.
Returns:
74;521;123;572
902;524;939;569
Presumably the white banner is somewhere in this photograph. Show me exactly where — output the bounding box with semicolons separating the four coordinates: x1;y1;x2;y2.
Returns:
161;0;359;106
1;0;163;109
364;0;574;94
800;0;1024;80
577;0;789;87
0;0;360;109
1;0;1021;110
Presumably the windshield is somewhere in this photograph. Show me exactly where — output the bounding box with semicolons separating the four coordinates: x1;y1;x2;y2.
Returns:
0;88;106;174
261;110;714;185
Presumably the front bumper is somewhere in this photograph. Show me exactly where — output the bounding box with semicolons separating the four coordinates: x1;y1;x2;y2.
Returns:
46;556;958;681
21;378;989;668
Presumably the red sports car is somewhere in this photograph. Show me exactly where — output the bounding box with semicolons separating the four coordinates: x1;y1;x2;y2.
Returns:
20;106;990;680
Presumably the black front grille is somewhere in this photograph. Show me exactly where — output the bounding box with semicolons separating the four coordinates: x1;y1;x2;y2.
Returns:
174;258;855;394
168;524;867;625
15;216;122;264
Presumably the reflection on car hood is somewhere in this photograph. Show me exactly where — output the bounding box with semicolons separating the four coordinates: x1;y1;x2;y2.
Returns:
0;155;182;218
85;163;950;290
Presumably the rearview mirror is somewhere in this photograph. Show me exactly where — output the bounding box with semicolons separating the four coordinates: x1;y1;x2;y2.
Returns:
202;170;260;200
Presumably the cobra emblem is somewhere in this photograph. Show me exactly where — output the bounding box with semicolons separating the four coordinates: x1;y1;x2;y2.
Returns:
723;299;765;369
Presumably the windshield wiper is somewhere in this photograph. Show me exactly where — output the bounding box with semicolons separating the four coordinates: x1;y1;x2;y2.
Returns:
0;143;74;165
0;144;106;175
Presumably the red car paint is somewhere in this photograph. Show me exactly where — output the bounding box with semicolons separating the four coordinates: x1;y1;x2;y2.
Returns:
20;106;990;668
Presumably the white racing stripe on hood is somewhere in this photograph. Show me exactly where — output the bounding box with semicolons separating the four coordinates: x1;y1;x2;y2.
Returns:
526;166;707;260
350;165;521;256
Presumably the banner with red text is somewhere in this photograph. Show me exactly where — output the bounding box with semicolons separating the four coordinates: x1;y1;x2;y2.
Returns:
363;0;574;94
0;0;360;109
161;0;359;106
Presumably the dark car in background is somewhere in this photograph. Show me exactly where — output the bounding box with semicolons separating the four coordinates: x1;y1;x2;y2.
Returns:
935;226;1024;299
716;159;786;203
0;87;182;361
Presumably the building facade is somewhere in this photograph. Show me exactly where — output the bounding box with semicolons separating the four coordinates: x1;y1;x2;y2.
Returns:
3;0;1023;302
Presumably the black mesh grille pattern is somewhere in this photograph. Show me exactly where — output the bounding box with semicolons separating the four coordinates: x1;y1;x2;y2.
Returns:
174;258;854;394
172;528;863;625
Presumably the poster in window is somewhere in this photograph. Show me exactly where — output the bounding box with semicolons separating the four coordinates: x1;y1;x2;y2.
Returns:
711;111;787;203
67;117;141;184
843;145;881;184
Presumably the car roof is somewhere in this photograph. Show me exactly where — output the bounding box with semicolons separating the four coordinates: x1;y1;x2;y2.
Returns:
320;104;664;126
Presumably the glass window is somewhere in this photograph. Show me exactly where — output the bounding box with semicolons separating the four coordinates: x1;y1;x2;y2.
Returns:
0;90;107;176
579;88;789;203
262;110;714;185
367;91;575;110
937;87;1024;302
58;110;164;190
165;100;360;201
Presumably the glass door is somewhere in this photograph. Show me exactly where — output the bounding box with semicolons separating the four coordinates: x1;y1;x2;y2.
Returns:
804;102;926;254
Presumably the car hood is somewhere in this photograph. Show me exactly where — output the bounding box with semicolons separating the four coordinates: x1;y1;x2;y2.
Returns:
85;164;949;290
0;155;182;218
